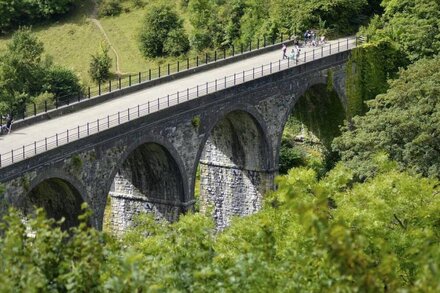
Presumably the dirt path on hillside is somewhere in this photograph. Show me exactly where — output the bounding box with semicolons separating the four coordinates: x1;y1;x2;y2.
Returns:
89;0;123;76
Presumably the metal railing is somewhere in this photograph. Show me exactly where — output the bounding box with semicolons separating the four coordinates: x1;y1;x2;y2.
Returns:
0;34;296;127
0;37;359;169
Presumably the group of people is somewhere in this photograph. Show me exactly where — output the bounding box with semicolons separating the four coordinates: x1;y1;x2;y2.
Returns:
1;113;13;135
282;43;301;63
304;29;325;47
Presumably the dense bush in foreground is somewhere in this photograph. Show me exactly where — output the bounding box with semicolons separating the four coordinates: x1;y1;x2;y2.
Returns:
1;160;438;291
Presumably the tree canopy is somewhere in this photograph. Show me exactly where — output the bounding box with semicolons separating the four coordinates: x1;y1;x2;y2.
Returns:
334;56;440;180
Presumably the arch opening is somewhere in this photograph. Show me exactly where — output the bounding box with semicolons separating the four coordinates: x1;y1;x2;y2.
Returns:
279;84;346;176
104;142;185;234
25;178;85;231
197;110;272;230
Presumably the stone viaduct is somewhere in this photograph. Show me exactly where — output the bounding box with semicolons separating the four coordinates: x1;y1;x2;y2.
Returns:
0;50;351;233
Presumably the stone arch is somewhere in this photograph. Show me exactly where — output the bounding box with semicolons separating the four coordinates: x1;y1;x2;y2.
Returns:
25;170;88;230
195;107;274;229
276;78;347;171
104;138;187;234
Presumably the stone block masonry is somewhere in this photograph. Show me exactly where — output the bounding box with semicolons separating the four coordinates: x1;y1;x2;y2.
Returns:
0;51;350;233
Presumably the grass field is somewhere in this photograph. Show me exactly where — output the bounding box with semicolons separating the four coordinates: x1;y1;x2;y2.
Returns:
0;0;191;86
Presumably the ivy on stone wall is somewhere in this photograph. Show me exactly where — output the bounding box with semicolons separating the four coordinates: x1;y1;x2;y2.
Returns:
345;40;407;118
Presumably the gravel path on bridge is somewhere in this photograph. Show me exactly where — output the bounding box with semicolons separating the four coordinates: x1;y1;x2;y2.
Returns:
0;38;353;157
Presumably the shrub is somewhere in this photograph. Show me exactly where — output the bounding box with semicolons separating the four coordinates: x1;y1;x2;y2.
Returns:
43;66;82;103
139;5;189;58
99;0;122;17
89;45;112;83
164;28;190;56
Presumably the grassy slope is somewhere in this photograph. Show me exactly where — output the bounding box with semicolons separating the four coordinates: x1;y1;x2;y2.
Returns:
0;0;189;85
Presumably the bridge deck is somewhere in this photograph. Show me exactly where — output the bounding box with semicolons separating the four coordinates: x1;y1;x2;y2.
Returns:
0;37;357;168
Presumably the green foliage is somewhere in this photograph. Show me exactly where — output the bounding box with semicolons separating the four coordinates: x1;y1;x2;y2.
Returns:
43;66;82;103
99;0;123;17
0;0;74;33
191;115;201;128
345;40;408;118
89;45;112;83
334;56;440;180
1;162;439;291
0;28;82;115
139;5;189;58
0;205;106;292
361;0;440;62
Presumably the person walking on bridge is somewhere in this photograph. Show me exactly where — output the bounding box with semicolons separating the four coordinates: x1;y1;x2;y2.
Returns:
282;43;288;59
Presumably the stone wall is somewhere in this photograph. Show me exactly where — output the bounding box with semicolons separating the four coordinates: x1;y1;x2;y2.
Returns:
0;51;350;234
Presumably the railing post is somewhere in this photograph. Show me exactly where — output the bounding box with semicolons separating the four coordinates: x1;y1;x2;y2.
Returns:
55;97;58;109
177;61;180;72
264;36;266;47
128;108;130;121
313;48;315;60
77;126;80;139
177;91;179;103
34;141;36;155
187;58;189;69
87;123;89;135
223;48;226;59
196;56;199;67
257;38;260;49
33;103;36;116
118;112;120;124
215;79;217;91
232;45;235;56
281;34;283;43
98;81;101;95
148;101;150;113
356;37;358;47
205;53;208;64
119;77;121;89
279;59;281;70
56;133;58;147
109;80;112;92
88;87;91;98
45;138;47;151
215;51;217;61
149;69;151;80
22;145;25;159
45;100;47;112
137;104;140;117
197;85;199;96
107;115;110;128
330;43;331;54
270;62;272;73
78;92;81;102
234;73;236;85
243;70;245;82
347;38;348;49
304;51;306;62
158;66;161;78
129;75;132;86
253;67;255;79
206;82;208;94
249;41;251;52
67;129;69;143
168;64;170;75
321;45;323;57
139;72;141;83
167;94;170;107
97;119;99;132
187;88;189;100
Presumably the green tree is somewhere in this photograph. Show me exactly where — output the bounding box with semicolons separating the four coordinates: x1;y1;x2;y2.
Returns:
139;5;189;58
334;56;440;180
0;28;45;114
89;45;112;83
